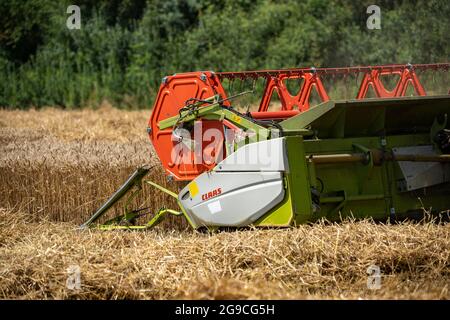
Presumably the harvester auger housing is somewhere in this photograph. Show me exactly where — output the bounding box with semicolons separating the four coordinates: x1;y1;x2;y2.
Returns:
83;63;450;231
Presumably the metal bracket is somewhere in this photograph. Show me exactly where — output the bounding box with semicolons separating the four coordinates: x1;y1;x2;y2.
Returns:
352;144;372;166
431;113;448;153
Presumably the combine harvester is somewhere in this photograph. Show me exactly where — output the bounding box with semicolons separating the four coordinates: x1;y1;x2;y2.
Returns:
83;63;450;230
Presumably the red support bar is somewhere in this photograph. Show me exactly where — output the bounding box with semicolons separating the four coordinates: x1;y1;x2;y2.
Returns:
216;63;450;79
356;67;427;99
257;72;329;113
250;110;300;119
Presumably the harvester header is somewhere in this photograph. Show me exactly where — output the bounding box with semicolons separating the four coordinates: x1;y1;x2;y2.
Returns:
83;63;450;231
148;63;449;180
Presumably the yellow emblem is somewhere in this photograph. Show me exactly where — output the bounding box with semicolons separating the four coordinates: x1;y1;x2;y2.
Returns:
188;181;199;198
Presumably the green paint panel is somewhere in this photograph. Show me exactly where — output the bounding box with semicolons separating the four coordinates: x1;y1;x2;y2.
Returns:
259;95;450;226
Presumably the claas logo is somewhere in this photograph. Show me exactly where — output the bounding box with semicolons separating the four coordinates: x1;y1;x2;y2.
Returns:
201;188;222;201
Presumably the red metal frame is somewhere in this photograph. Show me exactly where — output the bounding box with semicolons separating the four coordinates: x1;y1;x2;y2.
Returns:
355;67;426;99
149;63;449;180
148;71;229;180
217;63;448;111
256;72;329;112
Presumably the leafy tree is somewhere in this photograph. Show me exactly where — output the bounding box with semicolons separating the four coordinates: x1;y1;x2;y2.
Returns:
0;0;448;108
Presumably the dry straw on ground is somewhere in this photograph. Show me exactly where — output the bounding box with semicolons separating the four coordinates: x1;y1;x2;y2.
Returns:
0;106;182;226
1;209;449;299
0;107;449;299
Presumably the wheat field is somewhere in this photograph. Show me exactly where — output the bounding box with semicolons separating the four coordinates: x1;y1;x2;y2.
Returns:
0;106;449;299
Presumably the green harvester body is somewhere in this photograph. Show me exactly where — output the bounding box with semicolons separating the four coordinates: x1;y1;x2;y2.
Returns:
83;95;450;230
264;95;450;225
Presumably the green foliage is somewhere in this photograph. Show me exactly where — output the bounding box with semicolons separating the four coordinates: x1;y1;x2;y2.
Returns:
0;0;449;108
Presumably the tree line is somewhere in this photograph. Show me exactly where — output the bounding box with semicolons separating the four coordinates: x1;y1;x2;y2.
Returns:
0;0;448;108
